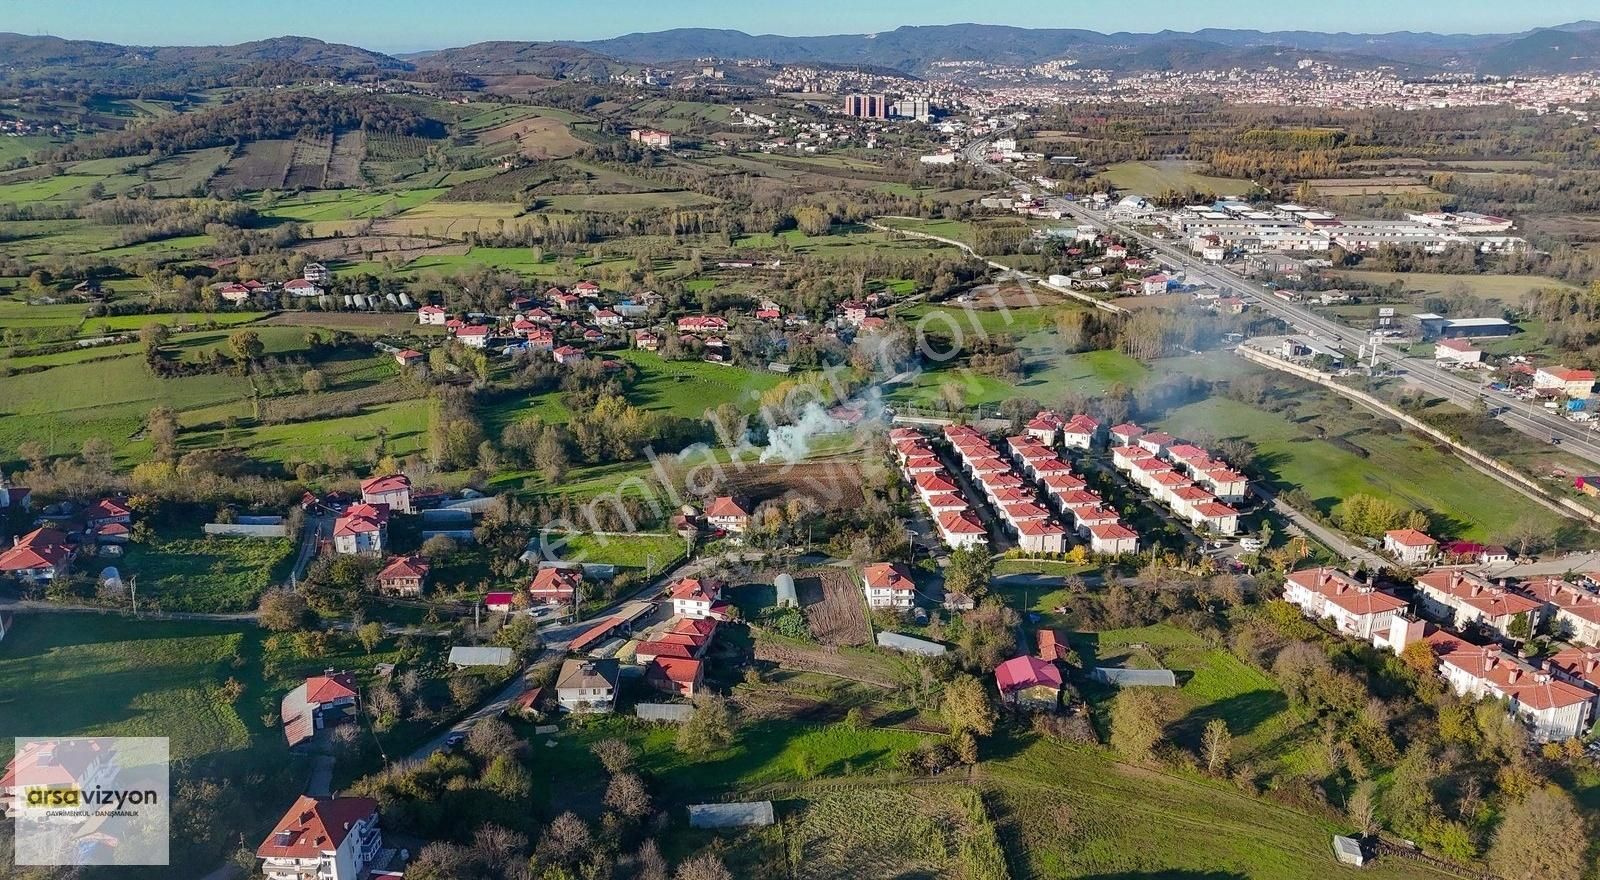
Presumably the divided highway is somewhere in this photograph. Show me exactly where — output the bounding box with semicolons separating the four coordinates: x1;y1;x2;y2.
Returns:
962;127;1600;467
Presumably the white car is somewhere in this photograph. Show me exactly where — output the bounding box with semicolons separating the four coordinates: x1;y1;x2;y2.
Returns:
1239;537;1265;552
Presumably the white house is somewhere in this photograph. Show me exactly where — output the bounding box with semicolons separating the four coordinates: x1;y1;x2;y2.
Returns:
937;511;989;549
256;795;381;880
861;562;915;610
669;576;723;619
1383;529;1438;565
1088;522;1138;555
1283;567;1409;642
556;659;619;713
332;503;388;556
1415;570;1543;637
359;473;413;514
455;325;491;348
1433;338;1482;365
417;305;447;325
1427;633;1592;742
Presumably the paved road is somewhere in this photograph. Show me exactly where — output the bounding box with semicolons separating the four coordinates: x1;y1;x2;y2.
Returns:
1484;551;1600;578
960;127;1600;466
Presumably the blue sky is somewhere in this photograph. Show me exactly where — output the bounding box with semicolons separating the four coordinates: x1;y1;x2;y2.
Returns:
4;0;1596;53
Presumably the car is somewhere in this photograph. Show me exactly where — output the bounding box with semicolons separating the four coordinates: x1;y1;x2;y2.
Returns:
443;732;466;751
1552;437;1564;445
1239;537;1265;552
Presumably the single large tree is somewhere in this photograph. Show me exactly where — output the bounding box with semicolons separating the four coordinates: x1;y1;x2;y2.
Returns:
1110;688;1171;762
1487;787;1586;880
945;545;994;601
941;673;997;737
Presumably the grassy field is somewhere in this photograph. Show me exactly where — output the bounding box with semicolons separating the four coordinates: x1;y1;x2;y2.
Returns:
887;348;1150;409
553;532;687;573
119;532;297;612
612;349;784;418
0;615;256;763
1157;394;1569;543
1329;270;1578;305
1097;160;1259;196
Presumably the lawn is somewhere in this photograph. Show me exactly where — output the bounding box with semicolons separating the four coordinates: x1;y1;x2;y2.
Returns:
887;348;1150;409
1097;160;1259;196
1329;270;1577;305
1157;394;1569;544
118;532;298;612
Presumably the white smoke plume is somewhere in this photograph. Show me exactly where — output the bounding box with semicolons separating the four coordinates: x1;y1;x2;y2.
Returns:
760;401;848;463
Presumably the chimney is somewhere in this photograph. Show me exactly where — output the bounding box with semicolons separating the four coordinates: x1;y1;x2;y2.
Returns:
1507;667;1521;684
1471;583;1482;597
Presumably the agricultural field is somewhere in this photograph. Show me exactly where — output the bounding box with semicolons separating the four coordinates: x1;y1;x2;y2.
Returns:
611;349;784;418
1308;176;1440;197
716;459;873;514
541;190;718;211
1329;269;1577;305
795;566;871;646
1097;160;1259;196
213;138;295;192
1157;392;1573;544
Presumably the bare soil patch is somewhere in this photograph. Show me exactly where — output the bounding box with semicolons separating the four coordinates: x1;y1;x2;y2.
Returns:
477;116;585;160
716;459;870;513
325;130;366;188
795;566;870;647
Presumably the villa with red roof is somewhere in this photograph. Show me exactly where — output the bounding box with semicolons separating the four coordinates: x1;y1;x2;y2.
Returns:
1526;577;1600;646
280;672;359;748
417;304;447;325
0;527;75;584
677;315;729;333
645;656;704;698
454;324;491;348
376;555;429;596
1088;522;1139;555
1426;632;1593;742
359;473;412;514
1024;410;1065;445
1283;567;1410;641
1060;414;1101;450
529;567;583;608
332;503;389;556
705;496;751;533
995;655;1063;710
937;511;989;550
1;740;112;818
1383;528;1438;565
861;562;915;610
669;576;726;620
1415;570;1543;637
256;795;383;880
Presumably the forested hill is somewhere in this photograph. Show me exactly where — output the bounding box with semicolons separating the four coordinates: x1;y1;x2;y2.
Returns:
0;33;408;87
45;91;444;162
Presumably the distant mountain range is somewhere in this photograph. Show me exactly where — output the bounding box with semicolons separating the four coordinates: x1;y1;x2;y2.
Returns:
559;21;1600;76
6;20;1600;87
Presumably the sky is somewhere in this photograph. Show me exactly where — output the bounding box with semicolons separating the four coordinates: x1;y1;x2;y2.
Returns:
2;0;1597;53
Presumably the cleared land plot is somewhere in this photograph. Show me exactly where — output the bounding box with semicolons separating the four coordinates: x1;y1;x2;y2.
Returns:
325;130;367;187
988;738;1450;880
284;132;334;189
1096;160;1257;196
213;139;294;192
1330;270;1577;304
716;459;871;513
1309;176;1438;196
796;566;871;647
1157;393;1570;543
476;115;586;160
262;187;447;223
785;786;987;880
373;200;525;239
553;532;685;572
119;533;297;612
609;349;783;417
0;615;253;762
541;190;718;211
733;225;964;260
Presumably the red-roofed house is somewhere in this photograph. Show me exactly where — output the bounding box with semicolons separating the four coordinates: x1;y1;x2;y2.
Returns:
256;795;382;880
646;657;703;698
1283;567;1409;641
0;527;75;584
360;473;413;514
1016;519;1069;553
937;510;988;549
669;576;723;619
394;348;424;367
1088;522;1139;555
1037;629;1071;663
1188;501;1240;536
332;503;389;556
553;344;585;365
1061;414;1100;450
377;555;429;596
1383;529;1438;565
677;315;729;333
1426;634;1592;742
1024;410;1065;445
706;496;751;534
1416;570;1543;637
417;304;447;325
84;497;132;529
1;740;113;818
529;567;583;608
280;672;359;748
484;591;515;612
1109;423;1144;446
1526;577;1600;646
454;324;491;348
861;562;915;610
995;655;1063;710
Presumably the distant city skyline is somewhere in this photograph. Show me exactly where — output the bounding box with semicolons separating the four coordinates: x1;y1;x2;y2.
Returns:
4;0;1599;54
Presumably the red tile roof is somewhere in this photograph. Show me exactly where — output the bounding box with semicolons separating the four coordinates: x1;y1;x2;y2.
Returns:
256;795;378;860
360;474;411;495
862;562;915;592
304;672;357;705
378;555;429;581
1385;528;1437;548
706;496;750;518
